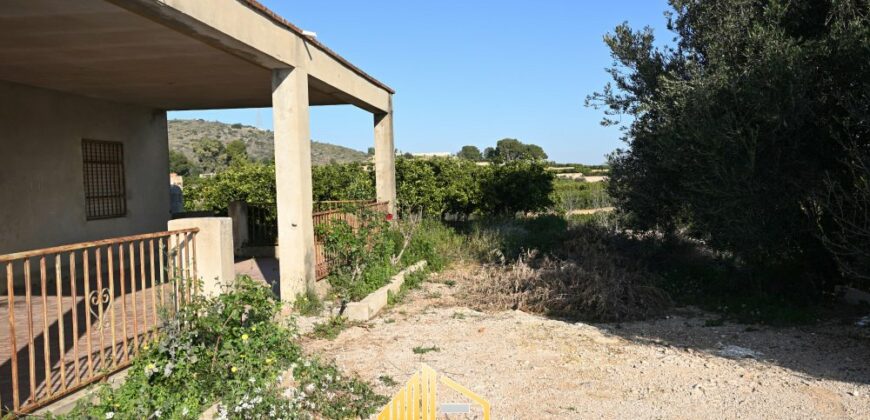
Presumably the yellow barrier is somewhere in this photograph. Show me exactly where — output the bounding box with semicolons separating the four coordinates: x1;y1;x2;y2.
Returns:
376;363;491;420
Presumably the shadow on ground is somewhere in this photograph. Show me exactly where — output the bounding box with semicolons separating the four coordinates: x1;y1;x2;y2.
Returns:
235;257;280;297
594;307;870;385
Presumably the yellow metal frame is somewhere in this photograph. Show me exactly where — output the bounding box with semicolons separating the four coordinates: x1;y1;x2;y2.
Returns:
376;363;491;420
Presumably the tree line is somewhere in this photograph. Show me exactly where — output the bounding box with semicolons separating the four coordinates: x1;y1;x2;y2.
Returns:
184;158;556;219
456;138;548;162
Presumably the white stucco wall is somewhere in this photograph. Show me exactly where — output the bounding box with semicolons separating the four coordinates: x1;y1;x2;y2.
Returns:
0;80;170;256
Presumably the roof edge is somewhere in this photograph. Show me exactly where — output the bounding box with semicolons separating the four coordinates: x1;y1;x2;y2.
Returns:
240;0;395;95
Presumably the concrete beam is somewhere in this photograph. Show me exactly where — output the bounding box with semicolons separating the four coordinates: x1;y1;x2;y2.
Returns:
374;96;397;214
120;0;392;113
272;68;316;301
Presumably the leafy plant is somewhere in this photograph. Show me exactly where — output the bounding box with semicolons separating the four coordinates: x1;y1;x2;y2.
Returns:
57;276;384;419
293;289;324;316
411;345;440;355
310;316;352;340
316;209;396;301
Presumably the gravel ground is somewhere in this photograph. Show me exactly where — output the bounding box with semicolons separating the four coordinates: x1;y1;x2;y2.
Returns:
301;270;870;419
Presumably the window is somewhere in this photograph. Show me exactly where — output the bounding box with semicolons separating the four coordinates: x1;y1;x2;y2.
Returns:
82;139;127;220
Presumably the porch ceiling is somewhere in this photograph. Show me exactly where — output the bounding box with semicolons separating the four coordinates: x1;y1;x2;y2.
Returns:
0;0;343;110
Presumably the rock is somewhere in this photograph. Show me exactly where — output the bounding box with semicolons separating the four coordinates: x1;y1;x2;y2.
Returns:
717;345;763;359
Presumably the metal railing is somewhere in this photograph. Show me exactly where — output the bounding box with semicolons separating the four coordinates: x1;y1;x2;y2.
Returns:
313;200;390;280
237;200;391;280
0;228;199;414
246;204;278;247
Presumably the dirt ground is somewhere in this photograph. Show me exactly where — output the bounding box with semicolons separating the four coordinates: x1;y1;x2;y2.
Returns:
301;267;870;419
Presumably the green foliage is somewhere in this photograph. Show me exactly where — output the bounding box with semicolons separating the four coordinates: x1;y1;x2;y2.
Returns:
225;139;249;166
457;145;483;161
59;276;384;419
169;150;195;177
192;138;229;174
310;316;352;340
312;163;375;202
813;138;870;288
184;163;275;212
378;376;398;387
479;161;555;215
589;0;870;296
293;289;324;316
316;211;396;301
411;345;440;355
552;179;613;212
399;219;463;271
486;138;548;162
395;158;553;218
185;155;555;222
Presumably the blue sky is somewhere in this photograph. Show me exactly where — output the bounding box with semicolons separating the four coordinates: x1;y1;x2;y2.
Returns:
170;0;673;164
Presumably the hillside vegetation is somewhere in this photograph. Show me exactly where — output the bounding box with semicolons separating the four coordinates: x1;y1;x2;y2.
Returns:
168;119;369;166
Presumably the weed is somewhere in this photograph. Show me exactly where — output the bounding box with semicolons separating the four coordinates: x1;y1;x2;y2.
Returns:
704;318;725;327
293;289;323;316
56;276;384;419
452;312;466;320
378;375;399;387
311;316;351;340
443;279;457;287
412;345;440;355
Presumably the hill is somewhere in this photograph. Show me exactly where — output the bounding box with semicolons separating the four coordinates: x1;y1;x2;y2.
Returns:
168;119;369;166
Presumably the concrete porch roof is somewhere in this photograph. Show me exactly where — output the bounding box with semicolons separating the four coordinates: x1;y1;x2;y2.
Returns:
0;0;393;112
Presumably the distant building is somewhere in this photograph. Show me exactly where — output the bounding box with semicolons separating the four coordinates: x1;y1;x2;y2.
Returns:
546;166;575;172
410;152;453;159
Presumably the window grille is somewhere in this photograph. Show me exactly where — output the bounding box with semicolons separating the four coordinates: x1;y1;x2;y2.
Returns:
82;139;126;220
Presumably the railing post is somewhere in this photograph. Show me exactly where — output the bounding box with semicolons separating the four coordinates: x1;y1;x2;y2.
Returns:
166;218;234;297
228;200;249;253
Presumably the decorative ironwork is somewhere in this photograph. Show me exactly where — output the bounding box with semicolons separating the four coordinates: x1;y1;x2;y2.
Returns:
0;228;199;415
88;288;112;329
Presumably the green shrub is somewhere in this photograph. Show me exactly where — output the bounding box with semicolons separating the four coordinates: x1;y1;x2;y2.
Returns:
316;211;396;301
312;163;375;202
478;161;555;215
59;276;384;419
552;179;613;212
184;163;276;212
400;219;463;271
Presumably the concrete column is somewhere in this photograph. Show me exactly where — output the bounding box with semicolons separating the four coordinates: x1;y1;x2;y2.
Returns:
272;68;315;302
228;200;249;252
167;217;234;297
374;95;397;215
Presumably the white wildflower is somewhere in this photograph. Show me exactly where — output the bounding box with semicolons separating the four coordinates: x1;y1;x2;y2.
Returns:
304;383;316;394
105;413;115;419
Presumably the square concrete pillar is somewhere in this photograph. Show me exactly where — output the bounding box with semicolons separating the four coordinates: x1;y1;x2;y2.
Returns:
272;68;316;302
228;200;249;252
167;217;234;297
374;95;397;215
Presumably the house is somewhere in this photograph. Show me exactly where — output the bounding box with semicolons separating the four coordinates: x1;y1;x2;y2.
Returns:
0;0;394;413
